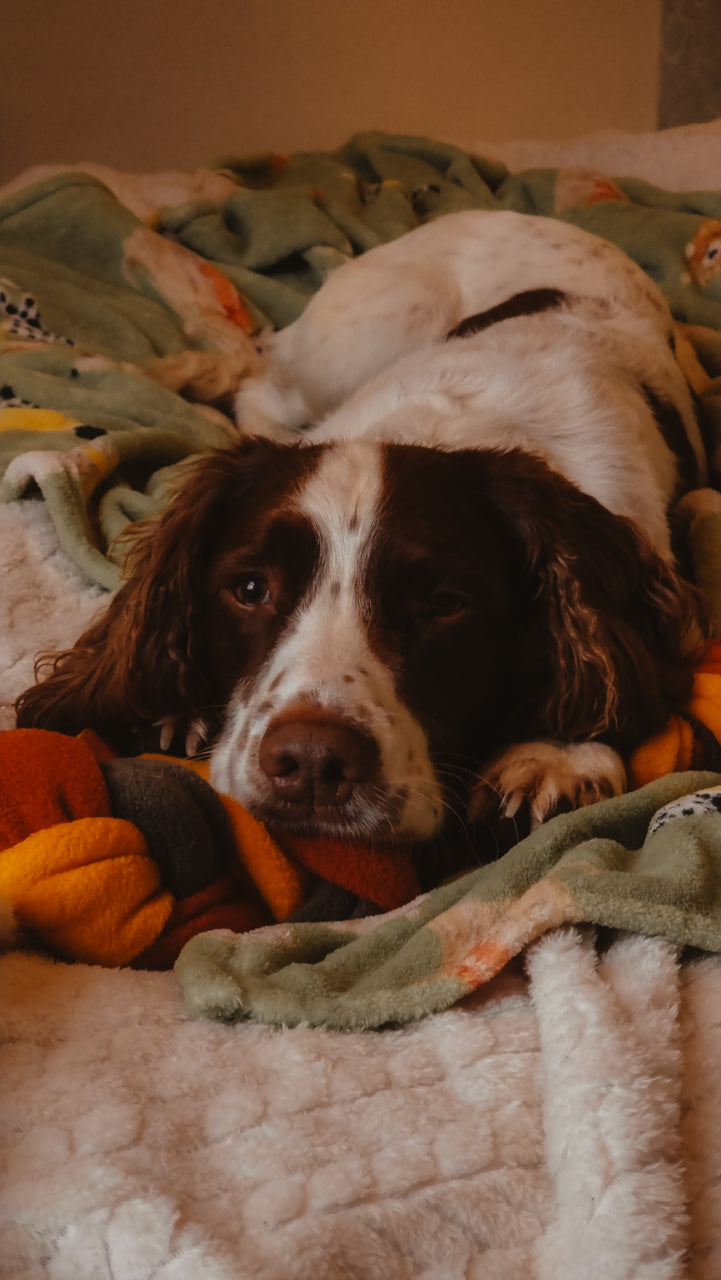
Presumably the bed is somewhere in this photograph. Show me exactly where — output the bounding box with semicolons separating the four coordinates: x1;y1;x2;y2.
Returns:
3;122;721;1280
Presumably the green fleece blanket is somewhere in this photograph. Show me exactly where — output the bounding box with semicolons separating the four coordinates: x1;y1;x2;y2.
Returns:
5;132;721;587
176;770;721;1029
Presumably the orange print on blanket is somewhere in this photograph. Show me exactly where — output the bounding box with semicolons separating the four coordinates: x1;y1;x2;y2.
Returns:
685;220;721;287
454;939;512;984
584;177;628;206
554;168;629;214
198;262;255;333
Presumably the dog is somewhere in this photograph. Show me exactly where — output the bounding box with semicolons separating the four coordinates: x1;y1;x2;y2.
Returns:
16;210;707;852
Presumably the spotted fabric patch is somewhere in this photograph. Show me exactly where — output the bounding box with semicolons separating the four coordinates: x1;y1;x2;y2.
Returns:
0;382;36;409
73;425;107;441
648;786;721;836
0;279;74;345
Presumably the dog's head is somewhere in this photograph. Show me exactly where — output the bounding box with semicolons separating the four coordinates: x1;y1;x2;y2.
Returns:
15;437;698;841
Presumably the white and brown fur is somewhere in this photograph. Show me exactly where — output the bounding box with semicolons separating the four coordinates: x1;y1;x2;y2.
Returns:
16;211;707;849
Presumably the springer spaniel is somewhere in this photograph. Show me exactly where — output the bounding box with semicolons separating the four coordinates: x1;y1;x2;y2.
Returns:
16;210;707;854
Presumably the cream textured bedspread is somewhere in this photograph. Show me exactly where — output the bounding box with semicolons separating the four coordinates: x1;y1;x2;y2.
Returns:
3;932;721;1279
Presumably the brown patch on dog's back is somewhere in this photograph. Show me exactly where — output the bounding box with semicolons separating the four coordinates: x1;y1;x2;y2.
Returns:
447;288;567;340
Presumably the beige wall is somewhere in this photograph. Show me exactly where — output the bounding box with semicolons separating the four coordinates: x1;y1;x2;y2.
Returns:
3;0;661;182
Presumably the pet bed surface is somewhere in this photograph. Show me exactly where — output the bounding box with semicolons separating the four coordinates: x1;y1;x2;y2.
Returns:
5;123;721;1277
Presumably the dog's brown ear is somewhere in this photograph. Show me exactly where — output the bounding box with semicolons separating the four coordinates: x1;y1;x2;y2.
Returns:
479;448;702;747
15;438;318;747
15;465;223;746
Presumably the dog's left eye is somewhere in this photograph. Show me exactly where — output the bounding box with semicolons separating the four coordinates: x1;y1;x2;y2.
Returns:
426;590;469;620
233;573;271;607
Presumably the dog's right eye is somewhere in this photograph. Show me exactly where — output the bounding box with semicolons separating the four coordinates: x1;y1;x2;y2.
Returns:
232;573;271;607
426;589;471;620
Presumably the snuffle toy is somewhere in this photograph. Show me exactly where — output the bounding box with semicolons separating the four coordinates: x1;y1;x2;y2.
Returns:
0;729;419;968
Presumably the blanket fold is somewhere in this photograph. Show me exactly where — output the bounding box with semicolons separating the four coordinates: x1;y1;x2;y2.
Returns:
176;770;721;1030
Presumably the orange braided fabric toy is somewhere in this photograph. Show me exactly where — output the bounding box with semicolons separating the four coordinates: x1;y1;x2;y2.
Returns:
0;729;419;967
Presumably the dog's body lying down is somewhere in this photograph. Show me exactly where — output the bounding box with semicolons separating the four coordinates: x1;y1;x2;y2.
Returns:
17;211;707;848
238;210;704;562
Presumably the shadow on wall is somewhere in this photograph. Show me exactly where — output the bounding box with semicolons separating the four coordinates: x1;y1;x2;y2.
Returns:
2;0;663;183
658;0;721;128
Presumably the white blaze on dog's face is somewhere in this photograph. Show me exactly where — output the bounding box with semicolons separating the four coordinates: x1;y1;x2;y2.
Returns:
208;439;522;840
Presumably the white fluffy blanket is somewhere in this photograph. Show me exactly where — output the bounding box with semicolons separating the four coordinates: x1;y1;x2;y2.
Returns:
3;934;721;1279
3;123;721;1279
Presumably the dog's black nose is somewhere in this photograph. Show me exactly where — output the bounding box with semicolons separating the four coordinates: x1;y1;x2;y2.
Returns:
258;714;378;809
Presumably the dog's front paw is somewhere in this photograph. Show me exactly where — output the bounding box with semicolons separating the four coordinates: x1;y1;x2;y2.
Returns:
155;715;210;758
469;740;626;830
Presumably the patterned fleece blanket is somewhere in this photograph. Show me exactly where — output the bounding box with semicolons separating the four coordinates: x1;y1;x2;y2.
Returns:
5;132;721;588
